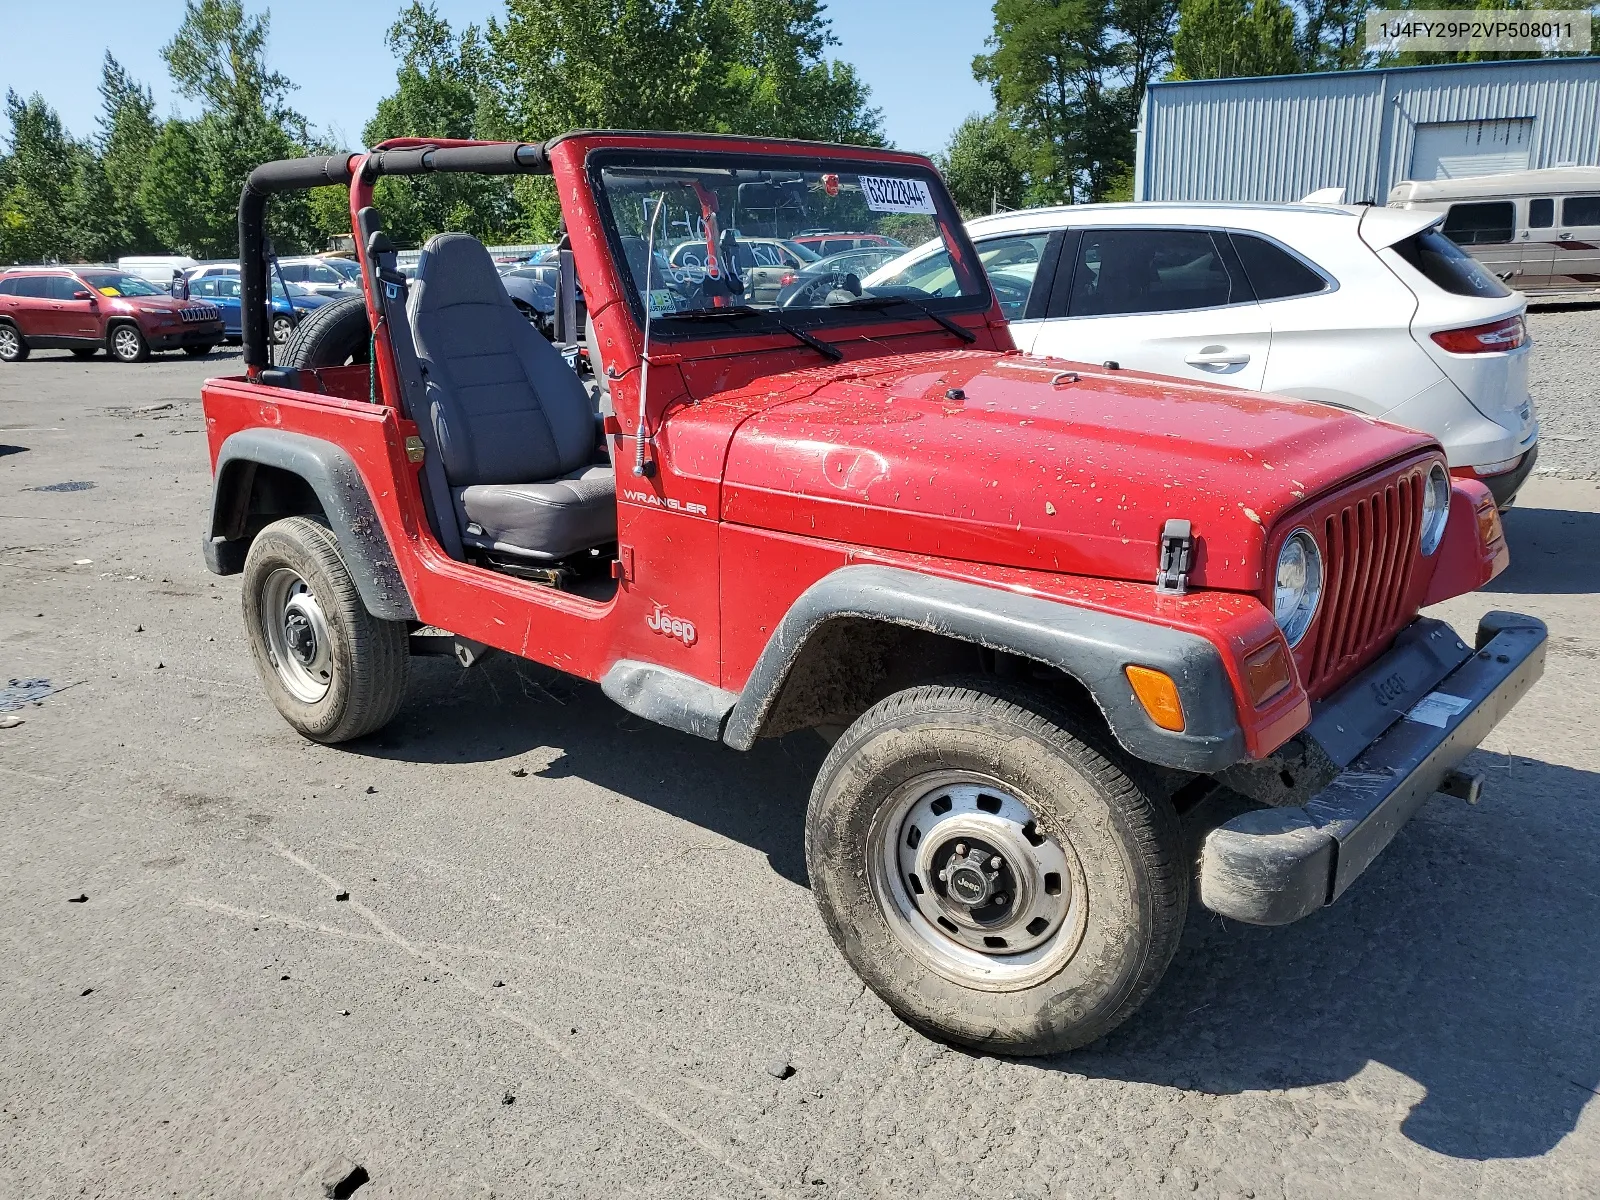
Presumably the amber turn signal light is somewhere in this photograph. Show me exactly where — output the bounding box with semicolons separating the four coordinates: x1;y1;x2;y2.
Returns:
1125;665;1185;732
1243;640;1292;706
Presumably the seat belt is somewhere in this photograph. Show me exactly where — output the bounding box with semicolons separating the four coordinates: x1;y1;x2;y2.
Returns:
361;216;466;561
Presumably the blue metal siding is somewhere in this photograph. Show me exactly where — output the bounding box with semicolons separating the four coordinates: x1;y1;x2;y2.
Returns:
1140;58;1600;203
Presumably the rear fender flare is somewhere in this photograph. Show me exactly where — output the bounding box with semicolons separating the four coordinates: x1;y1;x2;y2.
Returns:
722;564;1245;774
204;428;415;621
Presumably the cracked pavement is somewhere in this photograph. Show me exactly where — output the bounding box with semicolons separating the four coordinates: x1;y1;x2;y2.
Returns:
2;340;1598;1198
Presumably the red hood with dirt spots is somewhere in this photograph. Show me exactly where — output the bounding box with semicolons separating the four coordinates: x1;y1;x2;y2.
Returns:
712;350;1436;592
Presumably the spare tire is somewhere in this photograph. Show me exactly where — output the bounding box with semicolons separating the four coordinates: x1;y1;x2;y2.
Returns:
280;295;371;368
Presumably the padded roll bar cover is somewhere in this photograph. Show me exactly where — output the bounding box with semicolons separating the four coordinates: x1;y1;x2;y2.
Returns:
244;154;354;196
428;143;540;174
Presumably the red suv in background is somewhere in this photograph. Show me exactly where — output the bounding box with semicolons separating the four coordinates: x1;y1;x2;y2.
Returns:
0;267;224;363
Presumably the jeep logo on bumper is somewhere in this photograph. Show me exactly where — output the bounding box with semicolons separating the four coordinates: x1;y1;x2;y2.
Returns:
646;604;696;646
1371;671;1408;707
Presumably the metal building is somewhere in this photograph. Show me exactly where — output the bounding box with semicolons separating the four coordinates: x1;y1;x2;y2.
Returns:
1135;56;1600;204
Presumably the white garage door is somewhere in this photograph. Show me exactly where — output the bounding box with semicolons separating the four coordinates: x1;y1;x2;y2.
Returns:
1409;119;1533;180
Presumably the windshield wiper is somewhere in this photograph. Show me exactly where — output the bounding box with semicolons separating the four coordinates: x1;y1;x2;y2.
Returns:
829;294;977;344
668;304;843;362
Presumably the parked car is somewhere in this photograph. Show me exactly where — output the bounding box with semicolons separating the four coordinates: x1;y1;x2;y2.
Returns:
499;263;557;335
185;270;332;344
0;266;223;362
274;256;360;297
1386;166;1600;296
665;236;818;303
791;231;906;256
775;244;908;307
205;132;1540;1058
868;204;1540;507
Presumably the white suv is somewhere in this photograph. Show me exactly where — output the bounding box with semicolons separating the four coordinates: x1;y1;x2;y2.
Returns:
866;203;1540;506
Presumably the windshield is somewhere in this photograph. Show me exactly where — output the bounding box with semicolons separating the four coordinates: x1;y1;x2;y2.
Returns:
77;271;165;297
321;257;362;281
592;152;985;328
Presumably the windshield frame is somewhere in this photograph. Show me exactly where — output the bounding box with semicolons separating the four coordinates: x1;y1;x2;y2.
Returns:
585;147;992;344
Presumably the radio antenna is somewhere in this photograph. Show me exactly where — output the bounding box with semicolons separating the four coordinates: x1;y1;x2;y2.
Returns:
634;192;667;478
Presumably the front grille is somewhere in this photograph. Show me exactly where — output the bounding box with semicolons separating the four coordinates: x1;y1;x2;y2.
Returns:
1298;464;1427;697
179;305;219;323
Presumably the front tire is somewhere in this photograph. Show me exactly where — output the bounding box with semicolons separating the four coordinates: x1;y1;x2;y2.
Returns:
271;313;295;345
0;324;29;362
108;323;149;363
241;516;409;743
807;680;1187;1056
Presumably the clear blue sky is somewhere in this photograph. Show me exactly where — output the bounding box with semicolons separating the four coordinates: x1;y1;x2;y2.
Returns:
0;0;995;157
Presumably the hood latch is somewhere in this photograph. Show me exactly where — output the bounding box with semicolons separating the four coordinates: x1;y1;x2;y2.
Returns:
1156;519;1193;595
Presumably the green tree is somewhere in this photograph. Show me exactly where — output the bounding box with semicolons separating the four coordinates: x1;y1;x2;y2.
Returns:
363;2;518;247
974;0;1170;204
939;112;1028;216
485;0;883;143
139;0;323;257
0;91;103;263
97;54;161;257
1171;0;1303;80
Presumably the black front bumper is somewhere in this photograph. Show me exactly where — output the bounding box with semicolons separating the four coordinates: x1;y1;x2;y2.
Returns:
1198;611;1547;926
150;324;225;350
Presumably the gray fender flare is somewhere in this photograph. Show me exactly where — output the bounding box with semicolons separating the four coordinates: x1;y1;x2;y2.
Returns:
721;564;1246;774
203;428;416;621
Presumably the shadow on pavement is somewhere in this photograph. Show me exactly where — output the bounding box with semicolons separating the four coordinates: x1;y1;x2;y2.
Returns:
345;654;821;886
0;444;27;458
1068;752;1600;1161
350;653;1599;1160
1487;506;1600;595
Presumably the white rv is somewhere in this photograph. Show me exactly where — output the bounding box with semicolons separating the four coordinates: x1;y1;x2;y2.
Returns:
1388;167;1600;295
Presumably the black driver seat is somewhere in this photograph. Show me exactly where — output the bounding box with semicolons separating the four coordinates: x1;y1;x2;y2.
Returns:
408;232;615;561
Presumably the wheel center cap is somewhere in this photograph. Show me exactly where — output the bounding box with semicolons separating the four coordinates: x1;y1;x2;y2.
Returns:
948;863;991;905
284;613;316;664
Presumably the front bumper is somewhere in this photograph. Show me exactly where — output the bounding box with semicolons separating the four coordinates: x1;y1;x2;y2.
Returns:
150;323;225;350
1198;611;1546;925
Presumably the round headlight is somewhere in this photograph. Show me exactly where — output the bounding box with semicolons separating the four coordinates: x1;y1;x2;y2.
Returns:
1419;462;1450;555
1274;529;1323;647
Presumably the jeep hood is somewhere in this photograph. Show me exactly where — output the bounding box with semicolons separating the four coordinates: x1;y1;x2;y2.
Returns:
717;351;1434;592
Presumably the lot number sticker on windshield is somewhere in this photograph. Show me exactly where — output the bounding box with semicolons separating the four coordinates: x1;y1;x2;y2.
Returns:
860;175;937;215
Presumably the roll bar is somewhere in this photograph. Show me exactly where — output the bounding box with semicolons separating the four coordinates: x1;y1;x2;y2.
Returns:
237;141;551;371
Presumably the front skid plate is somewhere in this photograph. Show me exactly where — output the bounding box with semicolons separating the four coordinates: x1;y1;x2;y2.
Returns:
1197;613;1547;926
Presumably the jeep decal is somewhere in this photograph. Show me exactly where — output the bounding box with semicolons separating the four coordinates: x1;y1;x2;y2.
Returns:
646;603;697;646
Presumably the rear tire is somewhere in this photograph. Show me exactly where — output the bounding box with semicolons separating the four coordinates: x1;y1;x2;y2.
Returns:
806;679;1187;1056
271;313;295;345
281;295;370;368
0;324;29;362
108;323;150;363
241;515;409;743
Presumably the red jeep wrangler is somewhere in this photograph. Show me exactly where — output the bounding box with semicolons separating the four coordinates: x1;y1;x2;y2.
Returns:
200;134;1545;1054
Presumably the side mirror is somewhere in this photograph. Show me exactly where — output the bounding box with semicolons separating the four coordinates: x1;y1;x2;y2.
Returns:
72;290;92;300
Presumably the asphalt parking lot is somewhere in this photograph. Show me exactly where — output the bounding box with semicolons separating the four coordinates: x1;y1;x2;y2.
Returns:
2;312;1598;1198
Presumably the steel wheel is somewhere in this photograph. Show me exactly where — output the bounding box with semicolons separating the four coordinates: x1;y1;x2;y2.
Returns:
271;314;294;344
0;325;24;361
868;770;1087;992
259;566;335;703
